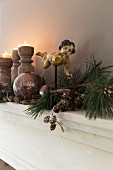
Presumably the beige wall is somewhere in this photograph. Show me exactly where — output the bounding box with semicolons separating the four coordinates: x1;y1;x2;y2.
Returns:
0;4;1;44
0;0;113;83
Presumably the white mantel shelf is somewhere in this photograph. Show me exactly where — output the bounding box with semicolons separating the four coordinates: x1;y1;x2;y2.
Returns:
0;103;113;170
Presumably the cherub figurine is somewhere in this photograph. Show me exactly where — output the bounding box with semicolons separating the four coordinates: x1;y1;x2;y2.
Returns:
36;40;75;79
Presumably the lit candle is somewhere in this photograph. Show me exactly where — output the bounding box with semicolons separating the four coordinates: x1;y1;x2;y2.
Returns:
1;52;12;58
18;41;33;47
18;41;34;56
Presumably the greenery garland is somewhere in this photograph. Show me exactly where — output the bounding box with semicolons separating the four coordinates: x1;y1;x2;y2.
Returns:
25;55;113;120
1;55;113;123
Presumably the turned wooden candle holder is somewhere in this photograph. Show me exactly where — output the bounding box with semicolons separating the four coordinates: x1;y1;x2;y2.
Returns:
0;57;13;86
11;49;20;82
18;46;34;75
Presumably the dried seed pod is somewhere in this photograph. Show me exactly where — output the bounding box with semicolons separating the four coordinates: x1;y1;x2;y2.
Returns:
31;99;36;103
21;100;28;105
3;96;8;102
53;106;60;113
7;95;14;102
60;106;66;112
13;96;20;103
62;91;75;100
44;116;50;123
50;123;56;131
49;115;57;124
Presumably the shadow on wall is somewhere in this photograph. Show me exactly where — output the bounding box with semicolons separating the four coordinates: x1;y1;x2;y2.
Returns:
71;29;113;72
70;40;91;72
89;31;113;66
33;55;54;84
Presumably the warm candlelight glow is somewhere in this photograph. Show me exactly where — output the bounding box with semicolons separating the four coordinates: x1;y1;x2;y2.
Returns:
0;52;12;58
18;41;33;47
13;48;18;50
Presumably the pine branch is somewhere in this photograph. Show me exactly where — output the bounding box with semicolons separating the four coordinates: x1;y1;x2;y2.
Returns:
26;55;113;120
57;68;84;87
83;84;113;119
25;92;61;118
82;66;113;119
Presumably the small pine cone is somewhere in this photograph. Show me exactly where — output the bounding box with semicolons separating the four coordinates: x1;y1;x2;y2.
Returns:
8;96;14;102
62;91;74;100
31;99;36;103
3;96;8;102
76;97;80;101
21;100;28;105
61;99;69;107
31;95;36;99
13;96;20;103
50;123;56;131
81;94;85;99
44;116;50;123
53;106;60;113
60;105;67;112
62;92;67;99
49;115;57;124
68;106;75;111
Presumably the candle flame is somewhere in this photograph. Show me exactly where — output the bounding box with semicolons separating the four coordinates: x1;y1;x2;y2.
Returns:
2;52;8;58
18;41;33;47
13;48;18;50
2;52;11;58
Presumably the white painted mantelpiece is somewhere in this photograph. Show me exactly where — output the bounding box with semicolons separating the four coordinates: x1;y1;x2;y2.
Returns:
0;103;113;170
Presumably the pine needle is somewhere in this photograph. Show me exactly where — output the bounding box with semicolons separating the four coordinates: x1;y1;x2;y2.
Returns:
25;92;61;119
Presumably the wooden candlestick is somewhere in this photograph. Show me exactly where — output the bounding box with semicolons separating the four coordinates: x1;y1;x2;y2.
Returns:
18;45;34;75
11;49;20;82
0;57;13;86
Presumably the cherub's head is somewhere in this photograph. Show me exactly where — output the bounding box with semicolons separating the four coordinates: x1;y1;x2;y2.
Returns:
59;40;75;55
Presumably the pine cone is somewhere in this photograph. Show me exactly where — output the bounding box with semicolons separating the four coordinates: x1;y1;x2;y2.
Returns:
62;91;75;100
13;96;20;103
44;116;50;123
3;96;8;102
21;100;28;105
8;96;14;102
60;106;67;112
50;123;56;131
53;106;60;113
31;99;36;103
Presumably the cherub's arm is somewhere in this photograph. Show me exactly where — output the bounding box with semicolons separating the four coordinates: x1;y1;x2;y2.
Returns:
36;52;51;69
64;58;72;79
36;52;47;57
